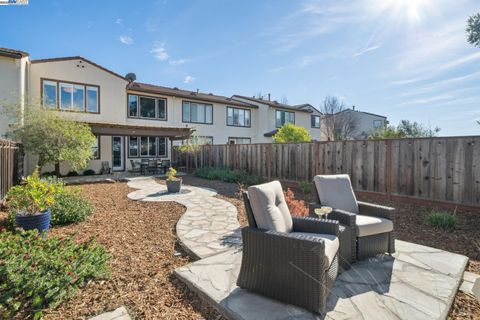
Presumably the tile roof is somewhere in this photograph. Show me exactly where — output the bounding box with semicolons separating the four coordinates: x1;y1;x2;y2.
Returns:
231;95;312;113
128;82;258;108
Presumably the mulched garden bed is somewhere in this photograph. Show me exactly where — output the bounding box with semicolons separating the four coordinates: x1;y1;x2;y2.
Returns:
2;182;221;319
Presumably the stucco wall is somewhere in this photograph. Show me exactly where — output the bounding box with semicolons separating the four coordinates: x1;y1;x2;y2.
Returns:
0;56;24;137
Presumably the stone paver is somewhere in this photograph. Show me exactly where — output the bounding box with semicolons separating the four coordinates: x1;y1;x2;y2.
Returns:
460;271;480;297
127;177;241;259
88;306;131;320
175;240;468;320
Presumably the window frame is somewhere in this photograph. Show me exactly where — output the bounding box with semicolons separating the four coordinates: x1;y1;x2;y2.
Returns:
181;100;214;125
42;80;57;109
228;137;252;144
311;115;321;128
275;109;295;128
40;78;100;114
92;135;101;160
127;94;168;121
128;136;169;158
226;106;252;128
373;120;383;128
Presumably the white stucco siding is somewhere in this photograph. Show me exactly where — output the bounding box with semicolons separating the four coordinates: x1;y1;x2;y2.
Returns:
0;56;24;137
29;59;129;124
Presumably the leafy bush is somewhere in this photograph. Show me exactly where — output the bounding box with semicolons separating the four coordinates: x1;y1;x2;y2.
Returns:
284;188;309;216
273;123;312;143
83;169;96;176
50;190;93;226
194;167;262;186
426;211;457;231
0;230;110;319
6;169;59;216
166;167;179;181
66;171;79;177
298;181;314;195
40;171;56;178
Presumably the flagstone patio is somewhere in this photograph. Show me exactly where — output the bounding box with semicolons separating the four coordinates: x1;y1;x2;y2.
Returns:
127;178;469;320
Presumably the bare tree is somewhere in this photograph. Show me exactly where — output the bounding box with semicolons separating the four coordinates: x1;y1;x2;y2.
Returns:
320;96;358;140
280;94;288;105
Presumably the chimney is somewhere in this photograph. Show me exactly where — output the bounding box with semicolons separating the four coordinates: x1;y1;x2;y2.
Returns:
268;93;271;101
352;105;356;111
196;88;199;93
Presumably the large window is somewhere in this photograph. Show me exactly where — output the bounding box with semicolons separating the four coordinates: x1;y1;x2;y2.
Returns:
129;136;168;158
42;79;99;113
311;115;320;128
228;137;251;144
128;94;167;120
227;107;251;127
182;101;213;124
275;110;295;128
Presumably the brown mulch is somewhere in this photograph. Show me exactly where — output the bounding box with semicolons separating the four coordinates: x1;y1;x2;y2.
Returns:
450;292;480;320
7;182;221;320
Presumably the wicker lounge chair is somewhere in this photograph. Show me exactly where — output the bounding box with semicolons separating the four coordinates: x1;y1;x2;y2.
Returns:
310;174;395;263
237;180;340;314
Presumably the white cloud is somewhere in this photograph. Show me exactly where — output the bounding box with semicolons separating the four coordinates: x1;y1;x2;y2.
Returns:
183;75;195;83
116;18;123;25
169;59;189;66
119;35;133;45
353;43;382;57
150;43;169;61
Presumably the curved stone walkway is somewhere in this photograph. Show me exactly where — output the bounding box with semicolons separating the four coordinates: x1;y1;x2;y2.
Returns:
127;177;241;259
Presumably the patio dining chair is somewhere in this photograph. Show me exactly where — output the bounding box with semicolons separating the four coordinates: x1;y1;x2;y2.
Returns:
147;159;158;175
129;160;141;175
310;174;395;263
237;180;340;314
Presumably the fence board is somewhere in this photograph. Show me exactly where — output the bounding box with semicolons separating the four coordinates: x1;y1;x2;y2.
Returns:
0;140;23;200
173;136;480;207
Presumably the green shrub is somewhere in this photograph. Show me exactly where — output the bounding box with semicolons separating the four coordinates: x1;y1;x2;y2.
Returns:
194;167;262;186
66;171;79;177
298;181;314;195
50;190;93;226
40;171;56;178
0;230;110;319
83;169;96;176
426;211;457;231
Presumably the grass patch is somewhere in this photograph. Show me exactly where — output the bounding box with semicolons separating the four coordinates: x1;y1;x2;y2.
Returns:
426;211;457;231
194;167;263;186
0;230;110;319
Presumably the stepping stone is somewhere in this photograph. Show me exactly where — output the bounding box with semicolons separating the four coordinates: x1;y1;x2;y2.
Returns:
88;306;131;320
473;277;480;303
460;271;480;296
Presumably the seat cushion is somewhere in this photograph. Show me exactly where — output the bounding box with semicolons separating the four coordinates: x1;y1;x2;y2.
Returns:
290;232;339;267
247;181;293;233
314;174;359;214
356;215;393;237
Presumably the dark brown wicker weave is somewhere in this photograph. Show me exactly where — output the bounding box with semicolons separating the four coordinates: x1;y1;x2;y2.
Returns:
310;183;395;263
237;192;340;314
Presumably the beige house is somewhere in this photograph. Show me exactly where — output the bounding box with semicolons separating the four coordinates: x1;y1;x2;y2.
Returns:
0;47;387;175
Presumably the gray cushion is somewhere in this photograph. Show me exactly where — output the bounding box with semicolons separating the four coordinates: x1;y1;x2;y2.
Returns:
290;232;339;267
247;180;293;233
314;174;359;214
356;215;393;237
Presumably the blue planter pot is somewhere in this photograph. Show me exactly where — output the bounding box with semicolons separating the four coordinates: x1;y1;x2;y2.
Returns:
16;208;51;233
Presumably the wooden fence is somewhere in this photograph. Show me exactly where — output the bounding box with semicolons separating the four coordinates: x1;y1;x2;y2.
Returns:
172;136;480;207
0;139;23;200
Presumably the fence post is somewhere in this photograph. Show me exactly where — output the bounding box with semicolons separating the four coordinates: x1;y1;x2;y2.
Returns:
267;144;272;181
386;140;393;199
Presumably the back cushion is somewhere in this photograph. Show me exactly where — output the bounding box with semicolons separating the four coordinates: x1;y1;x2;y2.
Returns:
247;180;293;233
314;174;359;214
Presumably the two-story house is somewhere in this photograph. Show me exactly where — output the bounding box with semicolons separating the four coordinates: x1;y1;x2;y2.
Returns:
0;47;388;175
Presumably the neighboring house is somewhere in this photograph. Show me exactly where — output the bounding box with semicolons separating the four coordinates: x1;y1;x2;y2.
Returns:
0;47;388;175
334;108;387;139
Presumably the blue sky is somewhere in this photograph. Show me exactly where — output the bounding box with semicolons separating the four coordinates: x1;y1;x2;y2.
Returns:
1;0;480;135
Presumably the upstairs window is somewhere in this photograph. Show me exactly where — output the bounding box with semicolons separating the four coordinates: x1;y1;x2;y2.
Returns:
128;94;167;120
42;79;99;113
43;80;57;109
275;110;295;128
227;107;251;127
311;115;320;128
373;120;383;128
182;101;213;124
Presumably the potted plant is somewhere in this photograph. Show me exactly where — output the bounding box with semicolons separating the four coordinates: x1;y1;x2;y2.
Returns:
166;167;182;193
6;169;58;232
